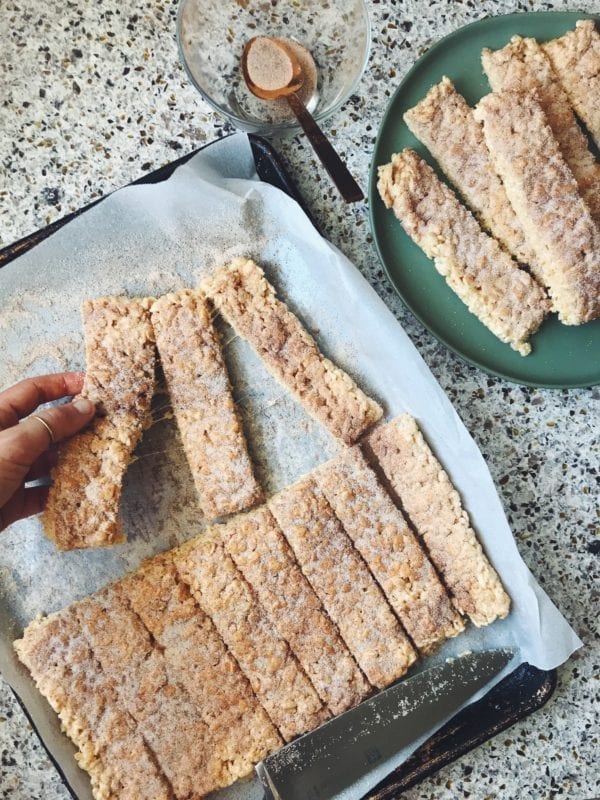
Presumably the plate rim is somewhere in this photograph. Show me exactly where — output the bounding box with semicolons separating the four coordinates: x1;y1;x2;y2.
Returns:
368;9;600;390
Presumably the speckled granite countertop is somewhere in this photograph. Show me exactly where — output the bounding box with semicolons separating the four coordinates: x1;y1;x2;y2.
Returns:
0;0;598;798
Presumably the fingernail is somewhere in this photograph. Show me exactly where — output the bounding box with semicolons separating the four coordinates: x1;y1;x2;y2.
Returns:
73;398;95;414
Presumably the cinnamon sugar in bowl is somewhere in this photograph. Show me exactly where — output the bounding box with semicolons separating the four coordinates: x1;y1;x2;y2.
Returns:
177;0;370;136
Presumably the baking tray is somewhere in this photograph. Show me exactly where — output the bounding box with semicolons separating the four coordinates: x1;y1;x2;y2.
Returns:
0;134;557;799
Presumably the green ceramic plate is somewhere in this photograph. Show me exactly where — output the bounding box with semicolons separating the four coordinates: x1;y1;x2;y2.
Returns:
369;11;600;388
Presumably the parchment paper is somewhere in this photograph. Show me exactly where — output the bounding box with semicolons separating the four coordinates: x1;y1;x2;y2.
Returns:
0;134;581;800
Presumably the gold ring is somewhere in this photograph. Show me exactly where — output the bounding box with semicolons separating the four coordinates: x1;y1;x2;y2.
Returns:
30;415;55;445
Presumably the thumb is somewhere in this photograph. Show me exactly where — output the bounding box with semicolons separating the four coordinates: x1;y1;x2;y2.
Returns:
3;398;96;468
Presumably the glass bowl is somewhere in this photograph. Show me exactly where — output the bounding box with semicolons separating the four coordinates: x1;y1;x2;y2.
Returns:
176;0;371;136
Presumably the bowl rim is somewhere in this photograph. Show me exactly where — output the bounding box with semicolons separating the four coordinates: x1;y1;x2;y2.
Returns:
176;0;372;135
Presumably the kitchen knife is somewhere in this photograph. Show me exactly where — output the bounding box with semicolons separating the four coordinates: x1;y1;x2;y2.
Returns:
256;648;515;800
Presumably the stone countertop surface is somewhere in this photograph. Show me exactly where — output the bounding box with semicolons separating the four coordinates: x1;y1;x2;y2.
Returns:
0;0;598;798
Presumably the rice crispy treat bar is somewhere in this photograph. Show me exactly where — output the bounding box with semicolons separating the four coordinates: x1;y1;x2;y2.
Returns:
14;610;171;800
202;258;383;444
364;414;510;627
150;290;262;518
76;585;216;799
475;90;600;325
220;506;371;714
404;77;544;280
377;150;550;355
269;478;417;688
120;554;282;786
543;20;600;150
315;447;465;654
481;35;600;221
174;531;328;741
43;297;156;549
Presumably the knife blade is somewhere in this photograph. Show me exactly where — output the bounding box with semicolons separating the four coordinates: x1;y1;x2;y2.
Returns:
256;648;514;800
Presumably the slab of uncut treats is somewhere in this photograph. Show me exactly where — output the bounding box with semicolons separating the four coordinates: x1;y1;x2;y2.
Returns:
174;531;328;741
481;35;600;221
363;414;510;628
15;609;172;800
76;584;219;800
315;447;465;654
378;150;550;355
404;76;544;281
269;478;417;689
150;289;262;518
202;257;383;444
543;20;600;150
220;505;371;714
475;90;600;325
43;297;156;550
120;554;282;787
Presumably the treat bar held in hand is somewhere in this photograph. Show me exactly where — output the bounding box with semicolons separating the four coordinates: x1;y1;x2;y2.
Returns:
16;413;510;800
43;297;157;550
42;261;384;550
377;150;550;355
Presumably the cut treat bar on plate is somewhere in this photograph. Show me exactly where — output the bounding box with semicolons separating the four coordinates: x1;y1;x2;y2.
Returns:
150;289;263;518
364;414;510;627
14;608;173;800
404;76;544;281
475;90;600;325
481;34;600;223
315;446;465;654
202;257;383;444
377;149;550;355
120;554;281;785
220;505;371;714
43;297;156;550
174;531;328;741
270;477;417;688
543;20;600;150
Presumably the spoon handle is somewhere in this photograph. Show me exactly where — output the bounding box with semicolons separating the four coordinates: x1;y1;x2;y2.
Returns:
286;93;363;204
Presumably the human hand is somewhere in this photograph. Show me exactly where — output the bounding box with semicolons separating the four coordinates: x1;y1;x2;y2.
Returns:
0;373;95;532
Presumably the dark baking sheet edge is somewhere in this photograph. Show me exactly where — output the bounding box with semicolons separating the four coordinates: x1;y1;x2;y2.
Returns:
0;134;556;798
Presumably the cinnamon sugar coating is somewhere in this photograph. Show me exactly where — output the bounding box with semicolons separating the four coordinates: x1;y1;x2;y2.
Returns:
315;447;465;654
43;297;156;549
378;150;550;354
220;505;371;714
475;90;600;325
14;609;172;800
120;554;281;785
544;21;600;151
202;258;382;444
174;531;328;741
404;76;544;280
270;478;417;688
151;289;262;518
482;34;600;222
364;414;510;627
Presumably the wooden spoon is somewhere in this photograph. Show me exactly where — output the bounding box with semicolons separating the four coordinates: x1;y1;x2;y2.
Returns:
242;36;363;204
